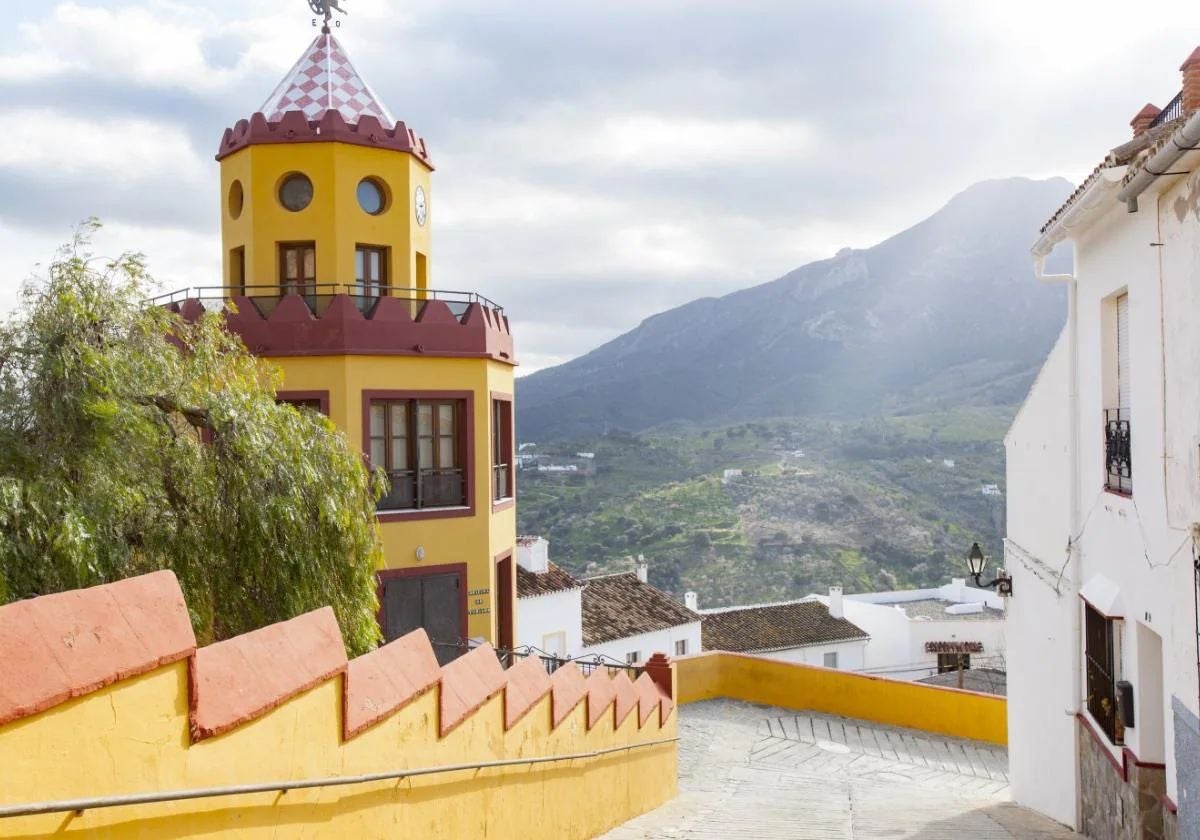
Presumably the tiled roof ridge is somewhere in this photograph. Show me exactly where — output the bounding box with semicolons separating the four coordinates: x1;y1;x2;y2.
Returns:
701;600;870;654
516;561;584;599
581;571;701;646
0;571;678;740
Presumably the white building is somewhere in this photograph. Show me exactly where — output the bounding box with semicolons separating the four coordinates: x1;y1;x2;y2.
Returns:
804;579;1006;682
698;588;870;670
1007;49;1200;839
515;539;702;665
514;536;583;658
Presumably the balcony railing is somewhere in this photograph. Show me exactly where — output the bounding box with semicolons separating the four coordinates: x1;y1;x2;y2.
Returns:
493;463;511;502
429;639;645;678
1104;409;1132;494
149;284;504;319
1150;91;1184;128
378;468;465;511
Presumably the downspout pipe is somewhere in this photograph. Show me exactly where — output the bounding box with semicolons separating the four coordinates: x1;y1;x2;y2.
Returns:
1117;109;1200;212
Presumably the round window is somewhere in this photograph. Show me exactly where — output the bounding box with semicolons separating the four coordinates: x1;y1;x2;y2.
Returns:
278;173;314;212
356;177;387;215
228;180;244;220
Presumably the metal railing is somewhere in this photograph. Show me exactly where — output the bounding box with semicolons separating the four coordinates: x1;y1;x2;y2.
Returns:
1150;91;1184;128
148;284;504;318
0;738;678;820
1104;408;1132;494
493;463;511;502
1085;606;1120;745
378;468;465;511
430;639;645;679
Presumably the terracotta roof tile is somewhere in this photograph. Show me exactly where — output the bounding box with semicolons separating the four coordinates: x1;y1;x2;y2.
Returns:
549;661;587;727
581;572;699;646
516;562;583;598
0;571;195;728
343;628;440;739
503;655;552;730
190;606;347;741
701;601;868;653
439;643;506;736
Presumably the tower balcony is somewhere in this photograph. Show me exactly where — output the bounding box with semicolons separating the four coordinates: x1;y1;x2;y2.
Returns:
152;285;514;364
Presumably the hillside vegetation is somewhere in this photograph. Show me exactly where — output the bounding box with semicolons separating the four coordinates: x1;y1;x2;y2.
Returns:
516;408;1008;606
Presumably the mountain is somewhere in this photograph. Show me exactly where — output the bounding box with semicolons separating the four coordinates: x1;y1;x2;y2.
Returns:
516;177;1072;441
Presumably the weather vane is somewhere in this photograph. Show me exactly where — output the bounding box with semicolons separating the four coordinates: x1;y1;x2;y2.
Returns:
308;0;347;33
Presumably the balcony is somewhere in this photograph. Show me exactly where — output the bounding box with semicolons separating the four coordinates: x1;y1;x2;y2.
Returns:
1150;90;1184;128
378;468;466;511
1104;408;1132;494
151;284;514;364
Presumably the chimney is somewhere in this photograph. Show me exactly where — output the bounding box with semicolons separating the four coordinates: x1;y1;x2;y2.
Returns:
949;577;968;602
516;536;549;573
828;585;844;619
1131;103;1160;136
1182;46;1200;114
685;591;699;611
635;554;648;584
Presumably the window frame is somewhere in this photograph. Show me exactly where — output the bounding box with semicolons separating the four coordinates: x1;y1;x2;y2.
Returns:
674;639;688;657
362;390;475;521
1084;603;1122;745
355;244;389;300
626;651;641;665
491;392;514;510
823;651;839;669
276;390;329;415
278;241;317;306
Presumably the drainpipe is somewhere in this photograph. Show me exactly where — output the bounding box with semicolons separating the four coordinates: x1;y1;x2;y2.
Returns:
1116;109;1200;212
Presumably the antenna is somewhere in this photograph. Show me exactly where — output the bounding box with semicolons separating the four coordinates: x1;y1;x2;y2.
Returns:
307;0;347;33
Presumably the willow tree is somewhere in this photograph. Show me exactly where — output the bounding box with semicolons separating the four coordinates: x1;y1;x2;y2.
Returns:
0;224;383;655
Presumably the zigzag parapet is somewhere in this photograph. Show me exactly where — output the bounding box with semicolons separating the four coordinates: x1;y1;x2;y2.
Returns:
0;572;678;839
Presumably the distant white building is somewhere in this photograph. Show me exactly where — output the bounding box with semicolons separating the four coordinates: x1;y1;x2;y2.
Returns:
943;459;956;468
515;540;702;665
802;579;1006;682
575;452;595;459
981;484;1002;497
721;468;743;484
698;588;869;670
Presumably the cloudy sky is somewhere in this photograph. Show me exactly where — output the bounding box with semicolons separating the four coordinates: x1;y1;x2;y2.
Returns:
0;1;1197;371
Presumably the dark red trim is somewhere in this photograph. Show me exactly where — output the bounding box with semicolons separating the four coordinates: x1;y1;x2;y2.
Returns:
494;550;514;650
276;389;330;415
375;563;468;641
489;390;515;507
362;389;475;520
171;294;515;366
1103;487;1133;500
1076;713;1168;782
1161;794;1178;815
216;110;434;170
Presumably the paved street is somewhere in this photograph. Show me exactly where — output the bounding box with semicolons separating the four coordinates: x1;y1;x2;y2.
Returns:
603;699;1079;839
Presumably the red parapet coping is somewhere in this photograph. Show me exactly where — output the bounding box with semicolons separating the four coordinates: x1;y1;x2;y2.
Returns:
0;571;196;728
634;673;662;728
343;628;441;739
584;669;617;730
439;643;506;736
190;607;347;741
216;110;434;169
612;671;638;728
549;663;587;727
503;656;553;730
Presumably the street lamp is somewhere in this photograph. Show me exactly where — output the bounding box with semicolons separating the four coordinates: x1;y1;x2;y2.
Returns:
966;542;1013;596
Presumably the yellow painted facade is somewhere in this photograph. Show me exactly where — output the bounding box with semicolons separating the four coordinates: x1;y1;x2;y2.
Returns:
210;38;516;646
677;651;1008;746
0;661;676;838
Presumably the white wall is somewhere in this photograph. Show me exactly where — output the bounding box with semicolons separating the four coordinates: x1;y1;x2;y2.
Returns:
761;638;867;670
578;620;702;665
516;589;583;657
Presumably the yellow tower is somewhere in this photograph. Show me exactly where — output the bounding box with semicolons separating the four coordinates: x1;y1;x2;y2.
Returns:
184;28;517;662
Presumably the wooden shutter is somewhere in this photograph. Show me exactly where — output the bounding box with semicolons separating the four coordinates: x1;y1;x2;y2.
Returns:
1116;293;1131;412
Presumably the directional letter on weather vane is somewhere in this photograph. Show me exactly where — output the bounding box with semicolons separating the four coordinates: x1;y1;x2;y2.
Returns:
308;0;347;30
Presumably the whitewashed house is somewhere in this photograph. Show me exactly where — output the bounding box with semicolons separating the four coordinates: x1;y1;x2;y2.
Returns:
804;579;1006;682
698;589;870;670
1006;46;1200;839
515;539;702;665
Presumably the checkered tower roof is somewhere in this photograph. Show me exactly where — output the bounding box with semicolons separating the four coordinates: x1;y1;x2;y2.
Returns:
260;32;394;127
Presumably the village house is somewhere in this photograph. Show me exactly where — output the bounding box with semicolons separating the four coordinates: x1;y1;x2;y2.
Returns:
1007;45;1200;839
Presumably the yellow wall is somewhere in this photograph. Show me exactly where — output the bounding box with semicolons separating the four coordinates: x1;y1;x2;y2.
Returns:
220;141;432;292
677;651;1008;746
274;354;515;641
0;662;675;838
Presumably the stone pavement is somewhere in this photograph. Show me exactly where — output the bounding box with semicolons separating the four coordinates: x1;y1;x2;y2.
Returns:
602;699;1079;839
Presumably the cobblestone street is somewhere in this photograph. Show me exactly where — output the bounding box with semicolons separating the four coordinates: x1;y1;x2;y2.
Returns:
603;699;1079;839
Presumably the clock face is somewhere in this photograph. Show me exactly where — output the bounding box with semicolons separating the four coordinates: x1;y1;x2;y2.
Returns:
414;185;427;226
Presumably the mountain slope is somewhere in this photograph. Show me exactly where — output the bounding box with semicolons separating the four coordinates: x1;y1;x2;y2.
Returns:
517;177;1071;441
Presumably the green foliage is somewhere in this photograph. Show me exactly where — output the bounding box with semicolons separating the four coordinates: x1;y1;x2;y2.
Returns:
0;223;383;655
